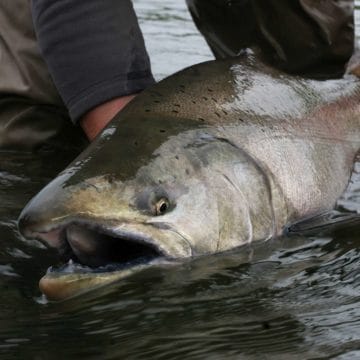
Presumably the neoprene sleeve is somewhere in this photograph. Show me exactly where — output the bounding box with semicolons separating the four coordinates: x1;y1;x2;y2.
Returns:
187;0;354;78
31;0;155;122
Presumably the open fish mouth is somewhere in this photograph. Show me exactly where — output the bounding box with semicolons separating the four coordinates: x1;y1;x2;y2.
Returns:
27;222;170;301
52;223;165;270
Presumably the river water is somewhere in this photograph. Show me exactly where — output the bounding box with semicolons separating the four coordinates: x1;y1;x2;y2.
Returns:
1;1;360;359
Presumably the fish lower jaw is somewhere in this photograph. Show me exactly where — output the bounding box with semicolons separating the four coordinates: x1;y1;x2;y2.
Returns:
34;221;176;301
21;219;192;300
39;257;171;302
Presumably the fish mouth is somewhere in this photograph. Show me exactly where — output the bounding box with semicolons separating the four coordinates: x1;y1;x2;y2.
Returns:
57;223;164;269
27;221;170;301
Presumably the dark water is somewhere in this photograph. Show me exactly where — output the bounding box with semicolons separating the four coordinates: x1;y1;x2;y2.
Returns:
1;1;360;359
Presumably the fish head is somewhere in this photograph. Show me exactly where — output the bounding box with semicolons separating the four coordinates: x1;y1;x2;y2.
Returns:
18;108;275;300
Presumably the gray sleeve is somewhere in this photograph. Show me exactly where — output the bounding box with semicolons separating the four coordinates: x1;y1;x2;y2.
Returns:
31;0;155;122
187;0;354;78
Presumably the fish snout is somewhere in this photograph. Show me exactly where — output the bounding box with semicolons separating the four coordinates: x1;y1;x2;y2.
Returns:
18;204;62;247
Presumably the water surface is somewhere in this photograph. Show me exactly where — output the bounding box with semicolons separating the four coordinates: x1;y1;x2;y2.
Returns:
1;1;360;359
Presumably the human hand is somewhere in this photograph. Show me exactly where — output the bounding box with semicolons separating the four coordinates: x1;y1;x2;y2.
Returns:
80;94;136;141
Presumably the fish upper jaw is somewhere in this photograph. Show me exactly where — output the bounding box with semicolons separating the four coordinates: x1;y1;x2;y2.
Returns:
18;213;193;270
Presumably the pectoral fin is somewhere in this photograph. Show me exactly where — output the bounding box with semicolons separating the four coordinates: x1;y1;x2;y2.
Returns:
285;210;360;237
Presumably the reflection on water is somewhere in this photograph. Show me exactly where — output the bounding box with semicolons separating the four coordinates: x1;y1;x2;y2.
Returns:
133;0;213;80
1;1;360;359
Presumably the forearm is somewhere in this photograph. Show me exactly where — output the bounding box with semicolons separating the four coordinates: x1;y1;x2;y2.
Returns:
31;0;155;127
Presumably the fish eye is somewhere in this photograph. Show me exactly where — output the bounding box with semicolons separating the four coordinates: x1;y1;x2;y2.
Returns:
155;198;169;216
